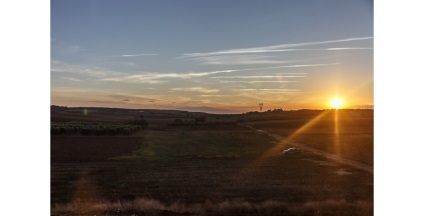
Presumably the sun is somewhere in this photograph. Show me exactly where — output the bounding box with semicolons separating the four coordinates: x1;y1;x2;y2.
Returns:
330;98;343;109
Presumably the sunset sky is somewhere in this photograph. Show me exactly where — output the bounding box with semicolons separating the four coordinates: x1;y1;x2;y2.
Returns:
51;0;373;113
4;1;423;215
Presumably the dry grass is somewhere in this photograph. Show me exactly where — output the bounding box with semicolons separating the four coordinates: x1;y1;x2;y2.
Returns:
52;198;167;215
52;197;372;216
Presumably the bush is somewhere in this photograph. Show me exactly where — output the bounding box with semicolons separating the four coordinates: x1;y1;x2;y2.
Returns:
51;122;141;136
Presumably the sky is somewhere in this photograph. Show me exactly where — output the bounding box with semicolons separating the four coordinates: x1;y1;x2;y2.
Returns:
51;0;373;113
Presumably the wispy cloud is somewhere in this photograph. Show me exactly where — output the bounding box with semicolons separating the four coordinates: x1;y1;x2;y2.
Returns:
186;54;293;65
52;60;335;85
233;88;300;93
325;47;373;51
207;63;335;75
220;80;298;83
102;63;335;84
275;73;308;75
52;87;168;105
199;94;238;97
102;69;238;84
65;77;82;82
198;89;300;103
283;63;339;68
179;37;371;66
170;87;220;93
107;92;161;102
120;54;159;57
211;75;306;79
51;60;121;78
102;74;176;84
52;60;242;84
180;37;373;58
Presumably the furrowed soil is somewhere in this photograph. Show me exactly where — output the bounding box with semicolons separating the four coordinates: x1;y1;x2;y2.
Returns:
51;136;143;162
51;107;373;215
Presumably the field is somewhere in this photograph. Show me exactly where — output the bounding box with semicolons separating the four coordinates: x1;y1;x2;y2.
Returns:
51;106;373;215
245;110;373;166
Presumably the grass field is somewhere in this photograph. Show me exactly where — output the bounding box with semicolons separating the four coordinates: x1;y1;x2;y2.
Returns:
51;107;373;215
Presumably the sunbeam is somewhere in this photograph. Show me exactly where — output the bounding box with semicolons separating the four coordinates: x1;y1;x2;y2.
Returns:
251;110;331;164
333;109;341;155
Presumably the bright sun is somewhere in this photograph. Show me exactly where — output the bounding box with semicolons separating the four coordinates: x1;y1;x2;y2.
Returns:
330;98;343;109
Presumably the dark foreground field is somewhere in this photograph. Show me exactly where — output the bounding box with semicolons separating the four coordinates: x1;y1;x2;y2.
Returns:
51;107;373;216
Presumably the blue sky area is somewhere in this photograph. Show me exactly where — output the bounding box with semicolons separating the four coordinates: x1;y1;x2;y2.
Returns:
51;0;373;113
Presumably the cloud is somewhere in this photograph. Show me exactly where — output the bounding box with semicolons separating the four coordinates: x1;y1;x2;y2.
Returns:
107;93;161;102
198;88;301;99
101;63;335;84
51;60;335;85
186;54;293;65
275;73;308;75
211;75;306;79
326;47;373;51
120;54;159;57
233;88;300;94
220;80;298;83
199;94;238;97
102;74;173;84
273;63;339;68
225;63;338;72
180;37;372;58
179;37;371;65
102;69;238;84
66;77;82;82
51;60;122;78
173;106;242;114
170;87;220;93
211;74;303;87
52;60;241;84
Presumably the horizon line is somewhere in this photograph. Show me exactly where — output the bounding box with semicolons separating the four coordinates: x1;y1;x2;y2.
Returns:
50;104;374;115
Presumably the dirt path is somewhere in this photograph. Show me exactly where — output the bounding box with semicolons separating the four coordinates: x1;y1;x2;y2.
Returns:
241;124;373;174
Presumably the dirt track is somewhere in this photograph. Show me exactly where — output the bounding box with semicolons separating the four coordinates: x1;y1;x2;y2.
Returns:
241;124;374;174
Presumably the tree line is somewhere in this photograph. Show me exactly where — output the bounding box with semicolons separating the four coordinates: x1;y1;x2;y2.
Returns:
51;121;146;135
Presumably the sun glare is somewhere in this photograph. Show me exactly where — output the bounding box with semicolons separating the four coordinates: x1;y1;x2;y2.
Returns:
330;98;343;109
